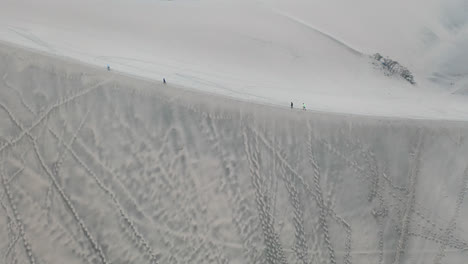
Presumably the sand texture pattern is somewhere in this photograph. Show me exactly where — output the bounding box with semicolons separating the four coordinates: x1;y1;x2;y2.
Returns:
0;44;468;264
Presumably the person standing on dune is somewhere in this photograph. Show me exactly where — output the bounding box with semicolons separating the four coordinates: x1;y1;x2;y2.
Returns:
291;102;293;109
303;103;306;111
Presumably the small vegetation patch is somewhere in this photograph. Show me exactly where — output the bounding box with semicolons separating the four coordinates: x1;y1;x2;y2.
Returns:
373;53;416;85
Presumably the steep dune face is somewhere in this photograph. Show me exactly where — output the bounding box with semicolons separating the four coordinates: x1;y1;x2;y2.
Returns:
1;44;468;263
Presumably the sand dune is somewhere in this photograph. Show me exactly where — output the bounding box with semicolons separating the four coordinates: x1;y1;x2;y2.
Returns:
2;0;468;119
1;43;468;263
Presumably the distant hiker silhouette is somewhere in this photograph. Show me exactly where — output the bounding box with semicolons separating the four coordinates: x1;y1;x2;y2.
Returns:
302;103;306;111
107;65;110;71
163;78;166;84
291;102;293;109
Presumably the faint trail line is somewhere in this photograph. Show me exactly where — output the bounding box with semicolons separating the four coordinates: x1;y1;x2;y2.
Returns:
314;135;373;182
1;85;110;262
57;130;161;263
0;102;28;135
283;165;310;263
2;77;36;116
247;123;356;264
382;172;409;194
0;167;24;209
6;156;105;264
3;232;20;263
6;167;24;186
271;9;363;56
348;137;386;264
60;132;152;219
362;146;382;203
46;115;71;215
2;99;110;264
375;184;387;264
201;116;261;263
346;134;408;194
32;139;109;264
169;109;232;263
270;134;280;228
0;103;108;263
393;133;424;264
0;104;38;263
434;165;468;263
307;136;337;264
8;26;55;53
328;208;353;264
264;130;310;263
408;231;468;250
0;168;20;264
245;123;350;264
51;97;95;179
242;127;287;264
1;156;36;264
312;130;423;235
50;103;98;261
9;150;236;262
49;118;231;263
46;105;158;235
0;77;113;153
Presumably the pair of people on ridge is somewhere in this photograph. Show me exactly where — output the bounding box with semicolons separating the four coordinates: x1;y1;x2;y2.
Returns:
291;102;306;110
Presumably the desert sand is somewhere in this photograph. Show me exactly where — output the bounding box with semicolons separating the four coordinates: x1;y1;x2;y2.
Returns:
2;0;468;120
1;43;468;264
